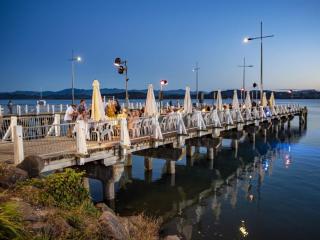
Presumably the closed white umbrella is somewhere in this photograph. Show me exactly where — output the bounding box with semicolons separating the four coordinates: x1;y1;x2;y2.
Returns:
215;90;223;110
261;92;268;107
244;91;252;108
183;86;193;114
232;90;240;110
120;118;131;148
269;92;276;107
91;80;105;121
144;84;158;117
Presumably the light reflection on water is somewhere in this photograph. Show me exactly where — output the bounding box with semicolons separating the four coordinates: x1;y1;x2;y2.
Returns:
80;99;319;240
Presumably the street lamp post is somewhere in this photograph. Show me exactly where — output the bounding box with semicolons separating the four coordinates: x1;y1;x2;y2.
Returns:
238;57;253;103
159;80;168;114
114;57;129;108
192;62;200;103
70;50;82;104
244;21;274;101
252;82;258;103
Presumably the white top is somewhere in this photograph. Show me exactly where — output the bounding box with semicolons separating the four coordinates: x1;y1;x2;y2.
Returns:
64;106;75;121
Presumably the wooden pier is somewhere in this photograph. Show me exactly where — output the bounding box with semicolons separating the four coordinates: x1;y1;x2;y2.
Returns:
0;104;307;178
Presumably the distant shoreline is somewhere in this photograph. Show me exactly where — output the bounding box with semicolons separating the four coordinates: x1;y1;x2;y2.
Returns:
1;89;319;100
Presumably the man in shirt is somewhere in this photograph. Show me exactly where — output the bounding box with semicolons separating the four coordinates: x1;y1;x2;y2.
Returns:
77;99;87;114
64;104;77;137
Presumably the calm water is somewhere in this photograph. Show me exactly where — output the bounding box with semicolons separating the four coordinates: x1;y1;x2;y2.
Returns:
83;99;320;240
4;99;319;239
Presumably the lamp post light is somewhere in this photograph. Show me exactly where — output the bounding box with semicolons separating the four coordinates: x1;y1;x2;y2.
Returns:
192;62;200;102
238;57;253;103
288;89;293;100
70;50;82;104
114;57;129;108
159;80;168;114
243;21;274;101
253;82;258;103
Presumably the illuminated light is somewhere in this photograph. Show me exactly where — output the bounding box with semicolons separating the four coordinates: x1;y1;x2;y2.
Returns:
249;175;252;179
76;56;82;62
243;37;249;43
239;220;249;237
160;79;168;86
249;194;254;201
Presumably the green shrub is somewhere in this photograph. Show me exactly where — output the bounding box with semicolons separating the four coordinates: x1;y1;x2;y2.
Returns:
0;201;26;240
19;168;90;208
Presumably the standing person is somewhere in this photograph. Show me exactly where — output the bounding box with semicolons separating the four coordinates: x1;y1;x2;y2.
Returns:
78;99;87;114
7;100;13;114
115;98;121;114
64;104;78;137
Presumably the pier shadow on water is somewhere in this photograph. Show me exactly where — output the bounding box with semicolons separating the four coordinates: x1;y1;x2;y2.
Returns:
77;118;311;240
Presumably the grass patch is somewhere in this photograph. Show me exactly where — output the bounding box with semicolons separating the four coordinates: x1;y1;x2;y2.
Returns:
0;201;27;240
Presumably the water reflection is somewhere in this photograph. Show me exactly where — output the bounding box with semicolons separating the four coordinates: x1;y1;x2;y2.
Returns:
78;120;306;239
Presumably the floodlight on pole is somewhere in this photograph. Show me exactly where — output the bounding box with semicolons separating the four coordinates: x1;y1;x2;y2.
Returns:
192;62;200;102
238;57;253;103
159;80;168;114
243;21;274;101
113;57;129;108
70;50;82;104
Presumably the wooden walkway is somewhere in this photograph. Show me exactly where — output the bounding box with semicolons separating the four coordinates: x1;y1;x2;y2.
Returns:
0;105;308;173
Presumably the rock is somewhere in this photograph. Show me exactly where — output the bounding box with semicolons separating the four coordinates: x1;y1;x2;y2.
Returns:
163;235;181;240
95;202;115;214
99;211;129;240
18;202;41;222
0;165;28;188
45;215;71;238
17;155;44;177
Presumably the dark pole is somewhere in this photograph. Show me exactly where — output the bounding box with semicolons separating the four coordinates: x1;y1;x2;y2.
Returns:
160;84;163;114
242;57;246;102
244;22;273;103
196;62;199;102
124;61;129;108
71;50;75;104
238;58;253;103
260;21;263;102
193;62;200;103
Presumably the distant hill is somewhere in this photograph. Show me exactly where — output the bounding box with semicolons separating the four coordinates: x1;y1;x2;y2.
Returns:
0;88;319;99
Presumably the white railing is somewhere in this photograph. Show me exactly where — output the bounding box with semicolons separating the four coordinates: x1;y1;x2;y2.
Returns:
0;104;69;116
9;104;303;164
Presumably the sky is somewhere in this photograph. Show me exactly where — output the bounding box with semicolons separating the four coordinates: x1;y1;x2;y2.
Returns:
0;0;319;92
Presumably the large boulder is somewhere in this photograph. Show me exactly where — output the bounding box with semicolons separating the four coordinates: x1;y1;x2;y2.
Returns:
95;202;115;214
0;164;28;188
99;211;129;240
17;155;44;177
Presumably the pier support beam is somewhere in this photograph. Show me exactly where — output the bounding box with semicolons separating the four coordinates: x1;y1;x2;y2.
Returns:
186;144;194;167
124;165;132;180
166;160;175;174
144;171;153;183
186;144;193;158
144;156;153;171
207;147;214;160
124;154;132;167
105;181;115;201
171;173;175;187
194;146;200;154
207;147;215;170
231;139;238;159
252;133;256;150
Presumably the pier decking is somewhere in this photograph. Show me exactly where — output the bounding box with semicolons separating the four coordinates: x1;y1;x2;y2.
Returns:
0;104;307;174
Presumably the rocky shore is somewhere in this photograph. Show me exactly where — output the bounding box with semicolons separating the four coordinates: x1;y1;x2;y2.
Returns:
0;162;179;240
